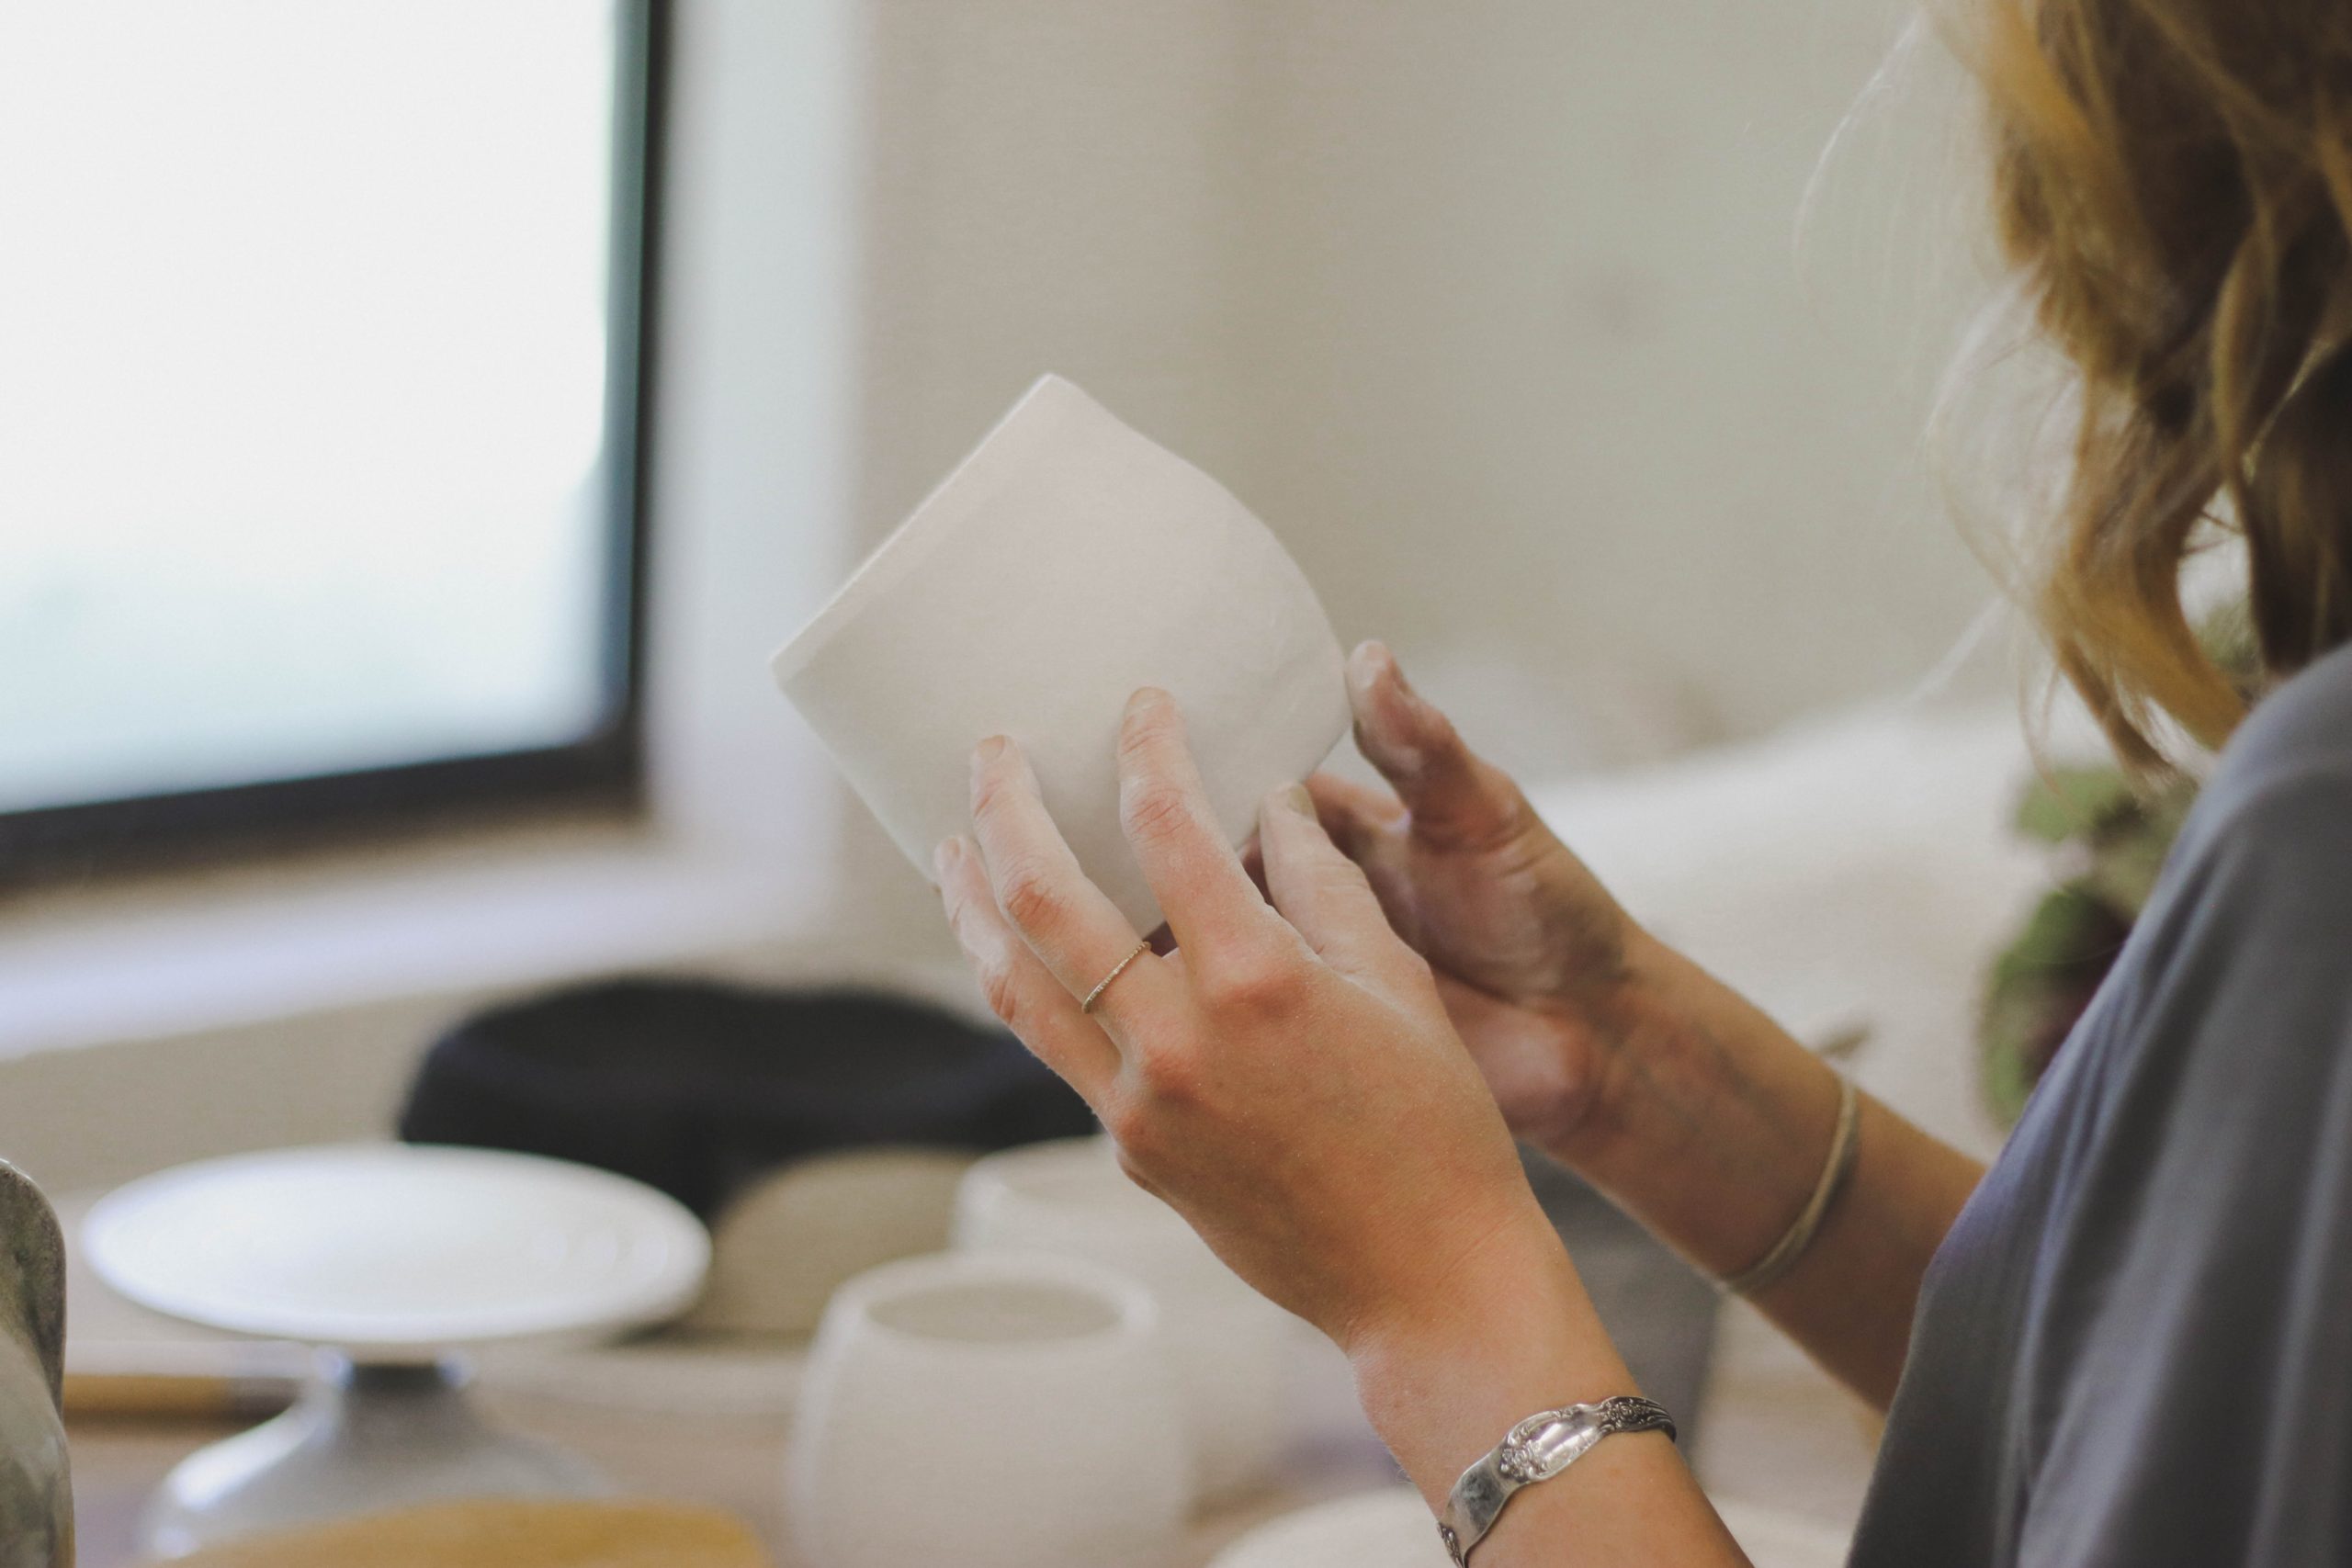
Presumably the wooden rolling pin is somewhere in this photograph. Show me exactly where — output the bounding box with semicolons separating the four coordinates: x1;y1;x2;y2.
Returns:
62;1342;306;1422
155;1499;775;1568
62;1369;300;1422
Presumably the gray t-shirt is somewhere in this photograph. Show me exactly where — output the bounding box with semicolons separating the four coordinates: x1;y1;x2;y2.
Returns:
1849;643;2352;1566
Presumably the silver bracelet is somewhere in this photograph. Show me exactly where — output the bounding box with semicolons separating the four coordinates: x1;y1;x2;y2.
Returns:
1717;1068;1860;1299
1437;1395;1676;1564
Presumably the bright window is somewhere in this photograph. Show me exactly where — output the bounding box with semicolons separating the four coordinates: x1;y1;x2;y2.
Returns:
0;1;657;862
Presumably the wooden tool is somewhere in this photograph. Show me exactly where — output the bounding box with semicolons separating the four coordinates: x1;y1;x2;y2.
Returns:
153;1499;774;1568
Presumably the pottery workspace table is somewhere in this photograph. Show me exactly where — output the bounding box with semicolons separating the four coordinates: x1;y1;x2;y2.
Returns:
66;1384;1402;1568
56;1172;1401;1567
64;1295;1874;1568
61;1192;1873;1568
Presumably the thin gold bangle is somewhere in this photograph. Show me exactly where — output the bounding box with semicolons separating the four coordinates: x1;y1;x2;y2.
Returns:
1719;1070;1860;1299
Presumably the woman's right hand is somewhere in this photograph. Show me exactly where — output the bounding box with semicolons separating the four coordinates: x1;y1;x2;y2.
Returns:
1319;642;1985;1408
1308;641;1646;1150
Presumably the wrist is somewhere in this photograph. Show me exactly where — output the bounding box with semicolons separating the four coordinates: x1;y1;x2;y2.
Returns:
1344;1212;1640;1509
1531;922;1692;1168
1340;1201;1564;1365
1532;927;1862;1284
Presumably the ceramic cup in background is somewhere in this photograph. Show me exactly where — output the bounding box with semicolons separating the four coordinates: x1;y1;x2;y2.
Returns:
786;1249;1188;1568
953;1136;1297;1504
771;374;1351;933
682;1147;974;1340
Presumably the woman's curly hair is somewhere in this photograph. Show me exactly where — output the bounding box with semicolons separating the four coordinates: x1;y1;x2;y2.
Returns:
1965;0;2352;767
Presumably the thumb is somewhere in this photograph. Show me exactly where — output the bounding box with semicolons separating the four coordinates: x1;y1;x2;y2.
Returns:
1345;641;1530;852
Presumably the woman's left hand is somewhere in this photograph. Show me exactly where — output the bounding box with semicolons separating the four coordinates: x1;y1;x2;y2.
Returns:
933;687;1562;1357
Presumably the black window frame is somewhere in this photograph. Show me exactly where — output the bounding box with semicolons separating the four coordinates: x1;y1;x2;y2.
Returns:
0;1;668;881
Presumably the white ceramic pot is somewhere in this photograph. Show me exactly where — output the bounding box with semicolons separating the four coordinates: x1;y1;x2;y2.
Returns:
683;1147;974;1340
1207;1486;1449;1568
954;1136;1297;1503
786;1250;1188;1568
771;374;1351;933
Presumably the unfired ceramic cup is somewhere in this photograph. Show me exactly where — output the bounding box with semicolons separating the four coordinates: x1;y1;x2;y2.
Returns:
786;1249;1189;1568
953;1135;1298;1504
771;374;1351;932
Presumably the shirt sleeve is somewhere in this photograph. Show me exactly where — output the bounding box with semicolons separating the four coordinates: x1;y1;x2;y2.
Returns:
2016;767;2352;1566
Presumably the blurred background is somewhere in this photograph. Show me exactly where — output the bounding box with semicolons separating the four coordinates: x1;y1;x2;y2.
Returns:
3;0;2001;1053
1;3;2069;1564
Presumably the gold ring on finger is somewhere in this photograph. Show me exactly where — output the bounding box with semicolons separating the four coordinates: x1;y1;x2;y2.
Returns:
1080;940;1152;1014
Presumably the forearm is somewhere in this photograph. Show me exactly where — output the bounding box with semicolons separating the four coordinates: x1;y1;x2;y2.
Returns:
1350;1216;1750;1566
1555;929;1984;1407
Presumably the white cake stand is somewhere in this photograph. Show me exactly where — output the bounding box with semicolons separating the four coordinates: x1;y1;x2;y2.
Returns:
83;1144;709;1558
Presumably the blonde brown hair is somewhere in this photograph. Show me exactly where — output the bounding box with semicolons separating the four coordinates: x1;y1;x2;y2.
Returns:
1963;0;2352;768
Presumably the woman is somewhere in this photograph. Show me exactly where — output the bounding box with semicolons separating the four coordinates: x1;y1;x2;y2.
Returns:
933;1;2352;1562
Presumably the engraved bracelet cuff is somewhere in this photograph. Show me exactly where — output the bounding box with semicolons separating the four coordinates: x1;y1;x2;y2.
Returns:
1437;1395;1678;1564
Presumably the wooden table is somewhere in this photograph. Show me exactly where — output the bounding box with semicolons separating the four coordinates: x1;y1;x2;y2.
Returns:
68;1384;1405;1568
58;1191;1871;1568
59;1175;1408;1568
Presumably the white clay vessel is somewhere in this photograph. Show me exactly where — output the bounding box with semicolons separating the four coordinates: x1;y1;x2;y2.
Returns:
772;374;1351;932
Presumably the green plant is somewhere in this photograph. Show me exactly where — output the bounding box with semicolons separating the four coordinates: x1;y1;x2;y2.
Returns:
1978;606;2256;1126
1980;765;2194;1125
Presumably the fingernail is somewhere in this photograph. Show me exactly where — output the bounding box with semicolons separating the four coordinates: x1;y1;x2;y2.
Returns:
1349;643;1418;711
933;837;962;877
1125;686;1170;717
1262;783;1313;821
1379;645;1415;697
970;738;1009;789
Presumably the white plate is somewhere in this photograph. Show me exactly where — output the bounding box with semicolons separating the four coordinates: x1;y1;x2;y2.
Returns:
83;1144;709;1355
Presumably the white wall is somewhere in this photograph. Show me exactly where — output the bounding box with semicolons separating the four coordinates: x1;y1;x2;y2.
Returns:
829;0;2001;950
1222;0;1996;750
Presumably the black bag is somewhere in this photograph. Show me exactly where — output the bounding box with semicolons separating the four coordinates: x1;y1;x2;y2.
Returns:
398;977;1098;1216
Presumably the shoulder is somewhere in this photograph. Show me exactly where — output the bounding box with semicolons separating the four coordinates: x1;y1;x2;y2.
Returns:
1970;654;2352;1568
2205;639;2352;807
2158;641;2352;897
2075;646;2352;1089
2013;647;2352;1338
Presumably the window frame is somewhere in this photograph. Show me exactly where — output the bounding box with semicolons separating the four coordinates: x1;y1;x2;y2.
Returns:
0;0;668;879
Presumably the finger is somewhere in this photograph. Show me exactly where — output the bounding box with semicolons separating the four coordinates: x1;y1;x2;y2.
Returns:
1303;772;1406;863
935;837;1121;1103
1345;641;1530;852
1304;771;1423;947
1238;830;1272;902
967;736;1185;1034
1115;688;1289;954
1257;783;1424;987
